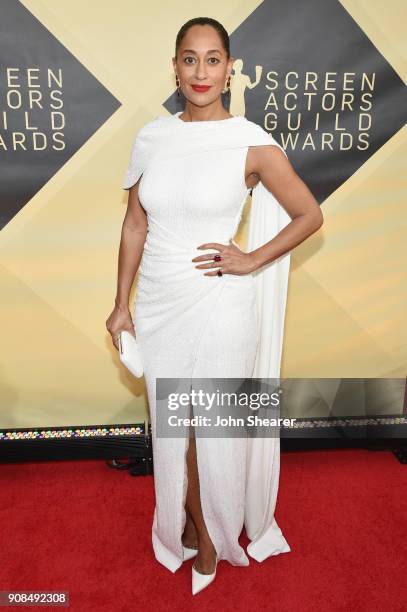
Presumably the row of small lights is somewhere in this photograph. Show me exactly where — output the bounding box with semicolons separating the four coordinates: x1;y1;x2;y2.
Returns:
1;418;405;438
292;417;407;428
0;426;145;441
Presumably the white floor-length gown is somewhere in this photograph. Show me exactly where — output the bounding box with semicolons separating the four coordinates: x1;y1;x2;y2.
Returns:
122;111;292;572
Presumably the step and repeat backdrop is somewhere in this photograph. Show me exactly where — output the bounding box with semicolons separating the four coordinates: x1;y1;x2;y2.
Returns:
0;0;406;437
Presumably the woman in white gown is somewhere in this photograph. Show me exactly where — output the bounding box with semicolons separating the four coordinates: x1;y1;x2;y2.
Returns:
106;17;323;595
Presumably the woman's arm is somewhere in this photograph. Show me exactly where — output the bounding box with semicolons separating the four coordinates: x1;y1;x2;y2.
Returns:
106;179;148;348
115;180;148;307
192;145;323;276
247;144;323;270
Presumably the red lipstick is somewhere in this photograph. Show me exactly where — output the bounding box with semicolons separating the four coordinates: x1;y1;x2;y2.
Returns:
191;85;211;93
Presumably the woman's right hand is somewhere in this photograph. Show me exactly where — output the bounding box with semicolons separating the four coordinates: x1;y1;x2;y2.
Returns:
106;304;136;351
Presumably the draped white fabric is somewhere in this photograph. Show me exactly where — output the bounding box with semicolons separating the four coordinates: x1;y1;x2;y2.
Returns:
122;111;291;570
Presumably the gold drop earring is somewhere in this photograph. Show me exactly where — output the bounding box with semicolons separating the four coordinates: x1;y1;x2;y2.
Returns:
175;74;180;97
222;76;231;94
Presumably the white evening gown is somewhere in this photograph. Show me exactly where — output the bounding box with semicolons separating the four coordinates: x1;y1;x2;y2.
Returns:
122;111;292;572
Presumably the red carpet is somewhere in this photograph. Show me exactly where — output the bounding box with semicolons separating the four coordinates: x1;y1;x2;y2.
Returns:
1;449;406;611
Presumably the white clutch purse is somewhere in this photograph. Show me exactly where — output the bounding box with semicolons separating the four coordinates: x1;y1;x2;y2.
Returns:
117;330;144;378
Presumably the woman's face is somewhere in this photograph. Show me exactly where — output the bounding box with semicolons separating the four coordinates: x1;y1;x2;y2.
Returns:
173;24;234;106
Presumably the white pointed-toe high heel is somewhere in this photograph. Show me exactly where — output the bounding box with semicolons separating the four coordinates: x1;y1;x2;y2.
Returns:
182;545;198;561
192;555;218;595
